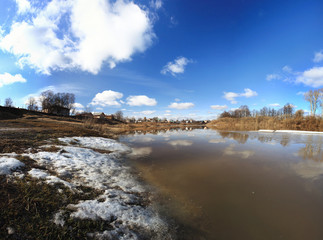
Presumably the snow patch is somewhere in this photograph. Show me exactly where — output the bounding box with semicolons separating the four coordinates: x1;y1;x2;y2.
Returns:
259;129;323;134
28;168;75;189
58;137;131;153
25;137;168;238
53;210;65;227
0;157;24;175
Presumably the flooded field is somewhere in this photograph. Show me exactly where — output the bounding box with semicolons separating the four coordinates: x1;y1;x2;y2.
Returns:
120;128;323;240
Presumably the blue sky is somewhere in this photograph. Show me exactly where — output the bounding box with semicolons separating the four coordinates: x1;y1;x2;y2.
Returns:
0;0;323;119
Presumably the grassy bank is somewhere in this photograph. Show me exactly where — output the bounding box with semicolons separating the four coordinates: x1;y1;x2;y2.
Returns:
0;113;180;239
207;116;323;131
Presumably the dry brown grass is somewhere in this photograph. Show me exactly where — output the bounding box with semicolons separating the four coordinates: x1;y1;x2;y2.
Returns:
207;116;323;131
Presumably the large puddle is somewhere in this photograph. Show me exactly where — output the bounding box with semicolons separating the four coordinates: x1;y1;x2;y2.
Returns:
120;129;323;240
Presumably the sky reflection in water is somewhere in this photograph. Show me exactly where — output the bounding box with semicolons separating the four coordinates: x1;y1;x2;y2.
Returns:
121;129;323;240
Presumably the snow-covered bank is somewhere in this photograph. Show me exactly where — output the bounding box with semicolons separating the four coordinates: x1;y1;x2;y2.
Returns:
259;129;323;134
0;136;171;239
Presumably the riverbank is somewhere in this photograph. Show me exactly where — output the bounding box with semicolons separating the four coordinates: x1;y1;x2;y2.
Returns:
0;116;175;239
207;116;323;132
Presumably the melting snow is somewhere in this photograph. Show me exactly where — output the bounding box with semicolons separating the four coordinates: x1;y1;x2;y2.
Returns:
25;137;169;239
58;137;131;153
28;168;75;189
0;157;24;175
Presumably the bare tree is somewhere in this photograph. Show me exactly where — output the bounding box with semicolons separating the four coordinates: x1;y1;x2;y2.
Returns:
5;98;13;107
304;90;320;116
283;103;294;118
40;90;75;110
114;110;124;121
320;88;323;117
27;97;38;111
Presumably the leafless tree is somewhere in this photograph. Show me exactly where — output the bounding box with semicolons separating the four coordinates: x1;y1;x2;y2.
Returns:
114;110;124;121
304;90;320;116
27;97;38;111
283;103;294;118
40;90;75;110
5;98;13;107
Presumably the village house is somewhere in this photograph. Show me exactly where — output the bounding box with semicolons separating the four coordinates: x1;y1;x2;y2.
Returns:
42;106;70;116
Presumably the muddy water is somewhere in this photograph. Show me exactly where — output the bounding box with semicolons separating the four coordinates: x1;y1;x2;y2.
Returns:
120;129;323;240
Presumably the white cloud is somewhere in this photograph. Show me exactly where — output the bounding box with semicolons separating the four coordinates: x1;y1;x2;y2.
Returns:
240;88;258;98
174;98;181;102
223;88;257;104
268;103;280;107
126;95;157;106
134;110;156;115
266;74;281;81
0;72;27;87
161;57;192;76
165;110;171;113
150;0;162;10
223;92;239;104
90;90;123;107
211;105;228;110
0;0;154;75
168;102;194;110
313;50;323;63
15;0;32;14
73;103;84;109
296;66;323;87
297;91;305;96
282;65;293;73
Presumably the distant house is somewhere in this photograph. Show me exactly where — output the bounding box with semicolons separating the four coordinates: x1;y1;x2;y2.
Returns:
105;115;114;120
43;106;70;116
93;112;106;119
75;112;93;119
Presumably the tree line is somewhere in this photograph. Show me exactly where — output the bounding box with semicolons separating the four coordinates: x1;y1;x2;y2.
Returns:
219;89;323;119
2;90;75;113
219;103;300;119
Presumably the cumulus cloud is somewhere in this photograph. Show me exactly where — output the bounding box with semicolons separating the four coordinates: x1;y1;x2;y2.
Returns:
126;95;157;106
0;72;27;87
161;57;192;76
134;110;156;115
313;50;323;63
0;0;154;75
211;105;228;110
223;92;239;104
90;90;123;107
168;102;194;110
297;91;305;96
223;88;257;104
266;74;281;81
15;0;32;14
296;67;323;87
73;103;84;109
268;103;280;107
